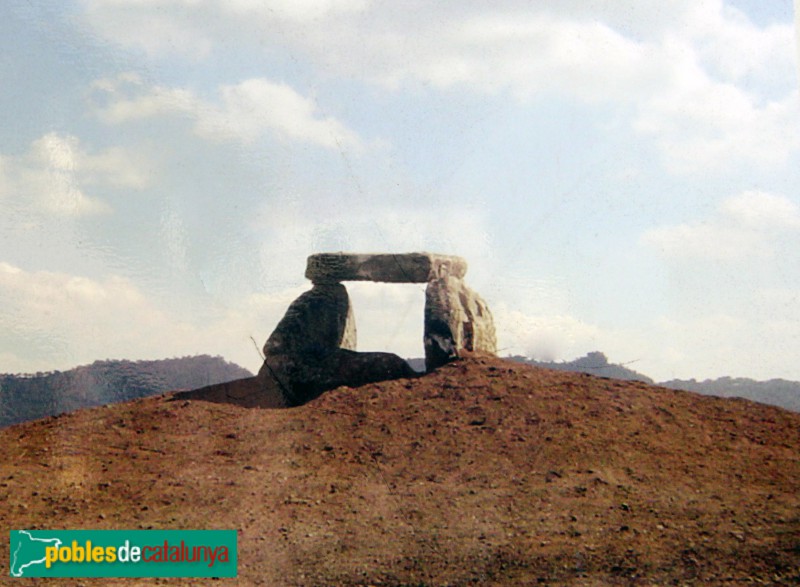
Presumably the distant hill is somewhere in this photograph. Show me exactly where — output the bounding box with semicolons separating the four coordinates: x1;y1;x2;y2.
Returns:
410;352;653;383
504;352;800;413
662;376;800;413
507;351;654;384
0;355;252;428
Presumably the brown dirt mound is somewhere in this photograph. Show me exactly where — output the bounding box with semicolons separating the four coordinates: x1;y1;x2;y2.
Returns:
1;354;799;585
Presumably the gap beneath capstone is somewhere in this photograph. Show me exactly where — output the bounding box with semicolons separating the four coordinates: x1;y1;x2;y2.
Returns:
345;282;426;372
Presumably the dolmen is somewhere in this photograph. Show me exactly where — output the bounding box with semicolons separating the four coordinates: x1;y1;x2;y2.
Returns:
257;253;496;406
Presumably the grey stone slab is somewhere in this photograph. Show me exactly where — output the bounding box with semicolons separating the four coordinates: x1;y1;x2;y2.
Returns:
305;252;467;284
424;276;497;372
252;253;495;405
262;283;356;358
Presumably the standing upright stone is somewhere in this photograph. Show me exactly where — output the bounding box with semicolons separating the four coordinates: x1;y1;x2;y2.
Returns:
255;252;496;406
262;283;356;358
258;283;357;406
257;281;413;406
424;276;497;372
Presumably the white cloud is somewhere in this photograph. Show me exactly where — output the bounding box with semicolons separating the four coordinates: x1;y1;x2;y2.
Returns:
356;14;653;99
642;191;800;261
490;298;800;382
0;133;150;217
80;0;216;58
93;74;197;125
634;56;800;172
493;304;602;362
638;189;800;380
81;1;800;173
80;0;369;56
643;222;764;261
721;190;800;229
687;2;797;91
0;262;163;369
196;79;362;149
653;313;745;375
346;281;426;358
0;261;301;374
93;74;363;150
226;0;368;22
653;306;800;380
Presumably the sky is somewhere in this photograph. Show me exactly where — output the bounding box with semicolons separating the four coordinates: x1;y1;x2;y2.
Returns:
1;0;798;382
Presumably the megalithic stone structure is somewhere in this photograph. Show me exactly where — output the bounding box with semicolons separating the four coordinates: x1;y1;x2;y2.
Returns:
262;283;357;358
258;252;496;406
305;252;467;283
424;275;496;372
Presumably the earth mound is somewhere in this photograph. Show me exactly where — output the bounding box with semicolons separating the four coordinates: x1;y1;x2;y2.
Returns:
1;355;798;585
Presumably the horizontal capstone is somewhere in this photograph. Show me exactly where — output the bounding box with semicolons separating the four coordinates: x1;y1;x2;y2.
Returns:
306;252;467;284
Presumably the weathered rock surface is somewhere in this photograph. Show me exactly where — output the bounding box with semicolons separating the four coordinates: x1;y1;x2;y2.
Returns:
262;283;356;358
256;252;496;405
306;252;467;284
174;376;286;408
425;276;497;372
257;283;355;406
260;350;415;407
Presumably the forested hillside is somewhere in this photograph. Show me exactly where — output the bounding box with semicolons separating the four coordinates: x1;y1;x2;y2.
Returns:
0;355;252;428
663;376;800;413
508;351;654;383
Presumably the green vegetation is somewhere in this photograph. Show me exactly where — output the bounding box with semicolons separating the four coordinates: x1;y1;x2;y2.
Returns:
0;355;252;428
662;376;800;413
508;351;654;384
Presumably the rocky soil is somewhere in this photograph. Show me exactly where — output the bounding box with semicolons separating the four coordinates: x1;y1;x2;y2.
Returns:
1;354;799;585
